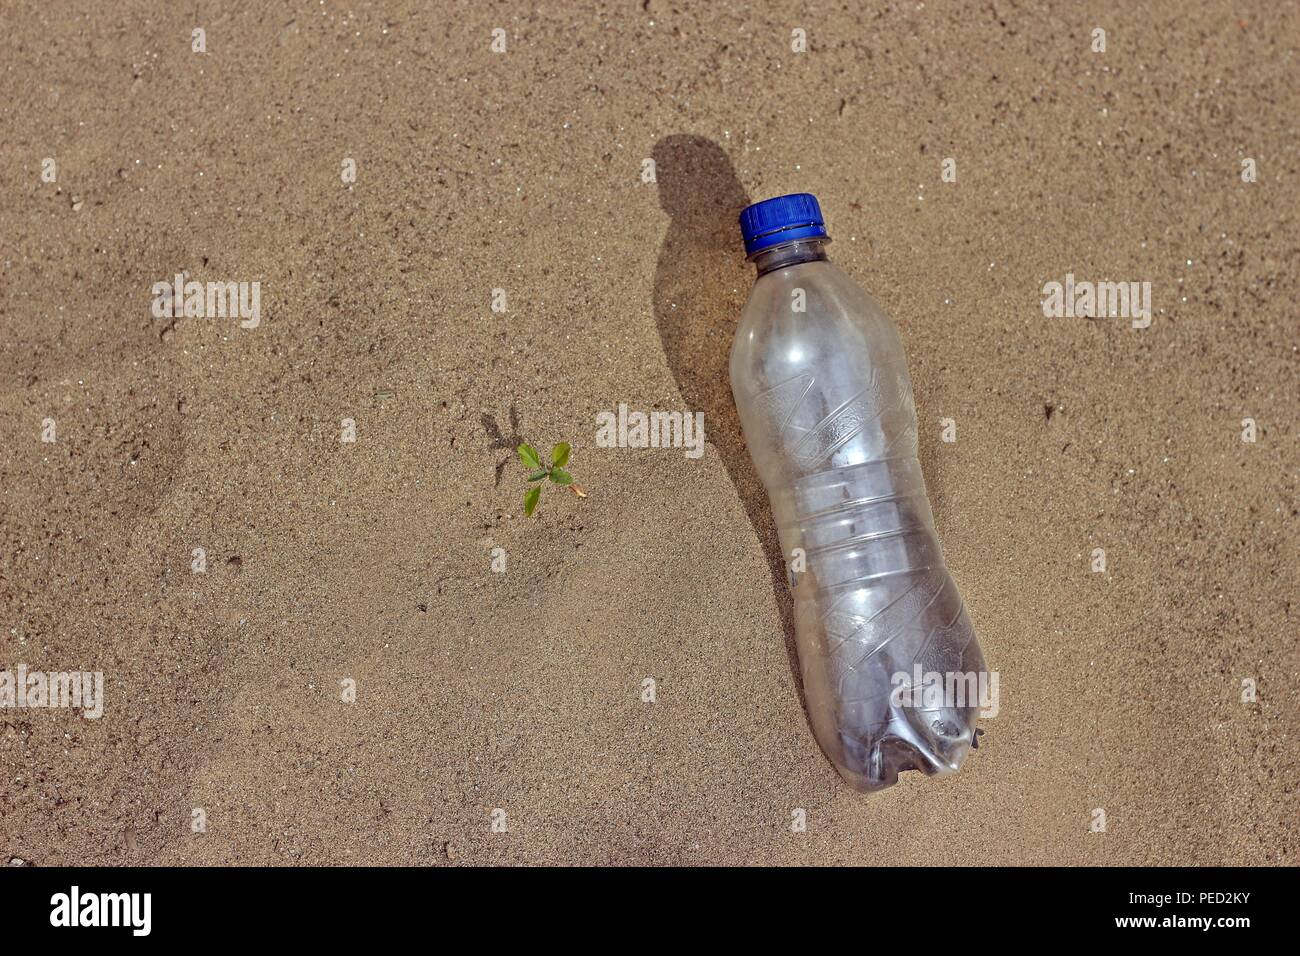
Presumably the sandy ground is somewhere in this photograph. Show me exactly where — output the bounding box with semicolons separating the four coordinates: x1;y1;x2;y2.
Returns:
1;1;1296;865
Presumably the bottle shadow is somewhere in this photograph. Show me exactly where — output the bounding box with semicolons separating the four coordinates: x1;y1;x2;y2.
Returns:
651;134;805;709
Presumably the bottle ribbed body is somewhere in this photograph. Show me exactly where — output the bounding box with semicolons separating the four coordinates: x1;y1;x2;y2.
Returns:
730;251;985;792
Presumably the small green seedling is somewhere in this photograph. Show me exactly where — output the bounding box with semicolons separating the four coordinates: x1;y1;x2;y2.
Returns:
518;441;585;517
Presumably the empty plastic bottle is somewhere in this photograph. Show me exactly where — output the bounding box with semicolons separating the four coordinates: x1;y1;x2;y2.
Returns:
730;193;987;792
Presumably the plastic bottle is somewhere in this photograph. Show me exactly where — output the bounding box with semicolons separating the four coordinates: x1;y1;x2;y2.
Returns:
730;193;987;792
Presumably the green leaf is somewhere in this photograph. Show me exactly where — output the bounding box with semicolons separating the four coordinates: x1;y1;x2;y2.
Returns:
517;443;541;470
527;468;548;482
550;442;571;469
549;467;573;486
524;485;541;517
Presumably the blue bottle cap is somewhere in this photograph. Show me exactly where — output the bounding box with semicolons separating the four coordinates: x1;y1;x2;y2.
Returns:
738;193;828;258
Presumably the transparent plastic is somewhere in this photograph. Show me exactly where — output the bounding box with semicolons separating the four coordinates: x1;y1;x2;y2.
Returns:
730;237;987;792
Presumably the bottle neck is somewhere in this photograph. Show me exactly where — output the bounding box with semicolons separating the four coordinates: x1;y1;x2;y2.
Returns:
752;237;830;276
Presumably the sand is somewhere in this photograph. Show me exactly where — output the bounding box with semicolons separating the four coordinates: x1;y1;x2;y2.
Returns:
1;1;1296;865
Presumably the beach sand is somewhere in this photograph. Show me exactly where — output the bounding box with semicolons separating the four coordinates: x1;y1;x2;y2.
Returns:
1;1;1296;865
